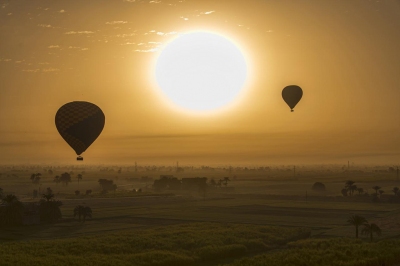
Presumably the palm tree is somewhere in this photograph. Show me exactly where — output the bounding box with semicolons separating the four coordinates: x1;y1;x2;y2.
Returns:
77;174;83;185
378;190;384;197
42;189;55;202
39;198;62;223
74;205;82;221
357;188;364;195
0;194;24;226
345;180;354;188
392;187;399;196
372;186;381;196
82;206;92;222
349;184;357;196
345;181;356;196
2;194;18;204
30;173;35;182
347;215;367;238
362;223;381;241
74;205;92;222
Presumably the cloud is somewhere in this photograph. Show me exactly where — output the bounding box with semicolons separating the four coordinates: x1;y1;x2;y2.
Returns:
134;48;158;53
123;0;136;2
22;69;40;73
116;33;136;37
202;11;215;15
65;31;94;35
48;45;60;48
156;31;178;36
38;24;52;28
0;59;12;62
67;46;88;50
149;0;161;3
106;21;128;25
42;68;59;72
7;13;12;15
59;9;65;13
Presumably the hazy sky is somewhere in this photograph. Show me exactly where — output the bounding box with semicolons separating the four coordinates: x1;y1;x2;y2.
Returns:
1;0;399;165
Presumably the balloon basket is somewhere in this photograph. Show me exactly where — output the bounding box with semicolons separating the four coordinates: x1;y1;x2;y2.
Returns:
291;109;294;112
77;156;83;161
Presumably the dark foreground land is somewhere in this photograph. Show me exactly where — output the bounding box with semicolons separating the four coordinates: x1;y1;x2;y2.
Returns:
1;165;400;265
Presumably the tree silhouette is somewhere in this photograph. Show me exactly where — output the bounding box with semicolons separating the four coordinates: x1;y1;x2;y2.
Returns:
357;188;364;195
74;205;92;222
344;180;355;188
347;215;367;238
392;187;399;196
60;172;72;186
98;179;117;193
372;186;381;196
39;195;62;223
349;184;357;196
378;190;384;197
345;180;355;196
53;175;60;185
341;188;348;197
2;194;19;204
30;173;41;185
42;187;55;202
0;194;24;226
223;177;230;187
77;174;83;185
362;223;381;241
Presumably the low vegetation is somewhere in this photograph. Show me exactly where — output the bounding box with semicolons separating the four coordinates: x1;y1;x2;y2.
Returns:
0;223;310;266
1;164;400;265
224;238;400;266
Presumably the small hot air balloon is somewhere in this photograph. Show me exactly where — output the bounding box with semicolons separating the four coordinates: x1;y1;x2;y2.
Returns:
55;101;105;160
282;85;303;112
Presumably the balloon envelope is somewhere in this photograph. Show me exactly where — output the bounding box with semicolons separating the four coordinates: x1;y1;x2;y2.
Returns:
55;101;105;156
282;85;303;112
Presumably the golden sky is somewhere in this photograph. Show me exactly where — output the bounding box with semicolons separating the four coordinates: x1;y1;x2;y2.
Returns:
0;0;399;165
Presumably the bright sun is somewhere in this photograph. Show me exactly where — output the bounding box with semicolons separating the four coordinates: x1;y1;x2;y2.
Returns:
155;31;248;112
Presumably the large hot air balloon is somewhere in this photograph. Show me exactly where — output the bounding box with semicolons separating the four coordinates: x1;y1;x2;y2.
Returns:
55;101;105;160
282;85;303;112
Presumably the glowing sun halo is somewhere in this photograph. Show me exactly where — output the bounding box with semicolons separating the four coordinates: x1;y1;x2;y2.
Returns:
155;32;248;112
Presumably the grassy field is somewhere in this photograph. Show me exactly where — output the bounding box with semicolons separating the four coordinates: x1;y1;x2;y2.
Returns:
1;223;310;266
1;165;400;265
